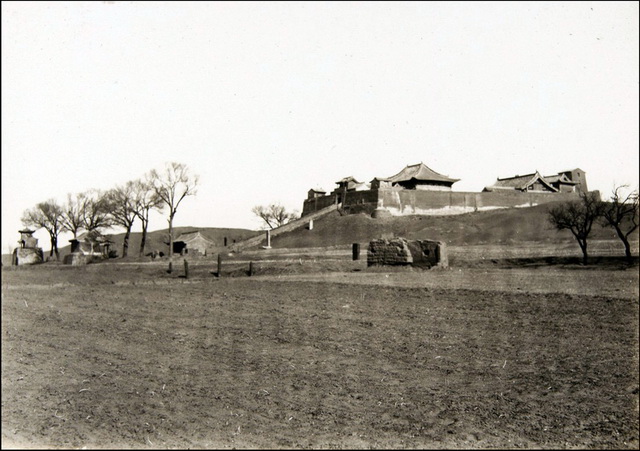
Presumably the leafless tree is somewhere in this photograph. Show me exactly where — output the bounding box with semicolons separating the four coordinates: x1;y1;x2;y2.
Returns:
81;189;113;233
601;185;639;262
252;203;299;229
61;190;112;239
548;191;603;265
21;199;65;260
61;192;87;239
150;162;199;260
105;182;138;258
132;176;164;257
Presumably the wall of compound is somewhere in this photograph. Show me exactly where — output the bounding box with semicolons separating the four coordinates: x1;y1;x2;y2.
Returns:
302;189;582;217
377;189;580;216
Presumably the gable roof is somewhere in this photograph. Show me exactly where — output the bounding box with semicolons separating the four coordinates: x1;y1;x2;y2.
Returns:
335;176;364;191
382;163;459;184
175;230;215;244
490;171;558;192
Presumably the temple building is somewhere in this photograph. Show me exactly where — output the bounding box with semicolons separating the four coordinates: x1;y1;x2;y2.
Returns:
483;168;586;194
371;162;459;191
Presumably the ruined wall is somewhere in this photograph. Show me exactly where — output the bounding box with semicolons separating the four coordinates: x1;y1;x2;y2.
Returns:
367;238;413;266
367;238;447;268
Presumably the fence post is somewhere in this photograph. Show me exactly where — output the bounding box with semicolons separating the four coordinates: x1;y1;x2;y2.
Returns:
217;254;222;277
249;261;253;277
184;259;189;279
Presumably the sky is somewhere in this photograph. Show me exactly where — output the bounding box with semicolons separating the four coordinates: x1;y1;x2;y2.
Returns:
2;1;639;254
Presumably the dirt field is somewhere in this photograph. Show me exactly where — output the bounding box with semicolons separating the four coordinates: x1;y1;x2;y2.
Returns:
2;257;639;449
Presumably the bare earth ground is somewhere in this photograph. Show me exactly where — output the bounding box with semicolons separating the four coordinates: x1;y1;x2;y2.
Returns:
1;252;639;449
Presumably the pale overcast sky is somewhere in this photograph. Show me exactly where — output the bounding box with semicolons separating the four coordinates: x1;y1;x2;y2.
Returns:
2;1;639;253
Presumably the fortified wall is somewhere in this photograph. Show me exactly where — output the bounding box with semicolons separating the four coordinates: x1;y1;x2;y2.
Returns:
302;164;588;218
302;189;579;217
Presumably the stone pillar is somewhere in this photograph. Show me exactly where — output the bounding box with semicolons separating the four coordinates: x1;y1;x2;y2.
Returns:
264;229;272;249
352;243;360;260
308;219;314;230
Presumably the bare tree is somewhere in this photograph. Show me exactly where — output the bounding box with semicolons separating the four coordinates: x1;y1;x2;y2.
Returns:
21;199;65;261
548;191;603;265
150;162;199;260
81;189;113;233
61;192;87;239
105;182;138;258
601;185;639;262
132;176;164;257
252;203;299;229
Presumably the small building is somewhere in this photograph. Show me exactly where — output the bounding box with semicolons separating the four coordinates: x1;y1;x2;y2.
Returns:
483;171;558;193
544;173;579;193
307;188;327;199
372;162;459;191
12;229;44;265
64;231;112;264
173;230;215;255
557;168;588;193
483;169;588;194
331;176;370;203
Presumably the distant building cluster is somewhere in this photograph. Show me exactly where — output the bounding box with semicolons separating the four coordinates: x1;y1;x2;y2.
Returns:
303;162;589;217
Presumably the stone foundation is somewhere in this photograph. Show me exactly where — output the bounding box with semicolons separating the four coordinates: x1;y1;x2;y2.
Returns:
63;253;103;265
13;248;44;265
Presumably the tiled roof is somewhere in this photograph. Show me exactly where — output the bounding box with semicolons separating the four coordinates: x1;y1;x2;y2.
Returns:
488;171;558;192
382;163;459;184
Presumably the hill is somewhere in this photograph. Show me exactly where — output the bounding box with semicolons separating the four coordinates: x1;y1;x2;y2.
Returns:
269;203;638;249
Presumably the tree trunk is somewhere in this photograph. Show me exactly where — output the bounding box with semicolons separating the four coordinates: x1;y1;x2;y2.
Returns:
579;239;588;265
622;236;632;262
612;225;633;262
139;220;148;257
122;227;131;258
168;215;174;260
48;235;59;261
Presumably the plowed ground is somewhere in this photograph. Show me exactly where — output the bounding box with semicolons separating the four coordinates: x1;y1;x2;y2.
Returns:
2;261;639;449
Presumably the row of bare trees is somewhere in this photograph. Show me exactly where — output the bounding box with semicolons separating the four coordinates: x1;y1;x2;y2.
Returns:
21;162;198;261
548;186;639;264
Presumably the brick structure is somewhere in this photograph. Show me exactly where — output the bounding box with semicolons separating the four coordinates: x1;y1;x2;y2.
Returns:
367;238;447;269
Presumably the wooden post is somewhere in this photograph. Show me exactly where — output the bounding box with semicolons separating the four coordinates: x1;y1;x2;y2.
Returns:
249;261;253;277
352;243;360;261
217;254;222;277
168;261;173;274
184;259;189;279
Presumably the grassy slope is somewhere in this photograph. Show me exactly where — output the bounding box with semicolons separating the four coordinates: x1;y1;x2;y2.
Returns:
271;203;637;249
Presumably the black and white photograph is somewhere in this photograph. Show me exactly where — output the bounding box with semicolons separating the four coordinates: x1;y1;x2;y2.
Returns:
2;1;638;449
